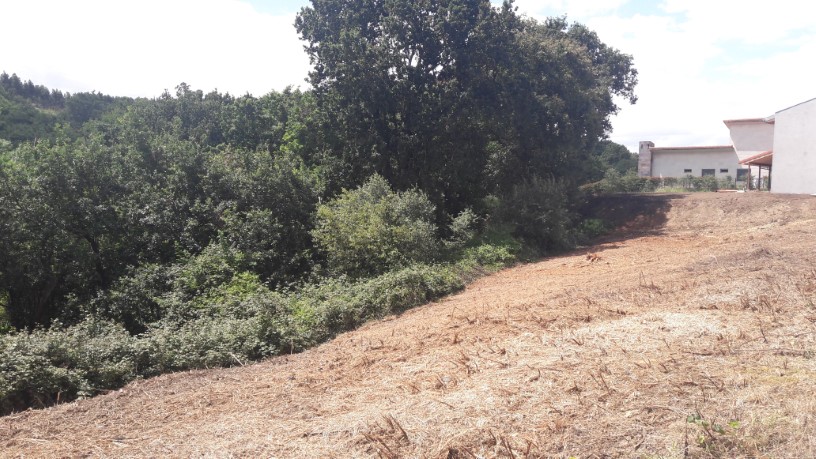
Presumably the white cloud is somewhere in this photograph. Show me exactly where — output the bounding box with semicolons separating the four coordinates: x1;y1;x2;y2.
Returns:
509;0;629;17
0;0;311;97
662;0;816;44
504;0;816;151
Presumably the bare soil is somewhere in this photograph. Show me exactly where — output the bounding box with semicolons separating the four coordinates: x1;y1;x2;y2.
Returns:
4;192;816;458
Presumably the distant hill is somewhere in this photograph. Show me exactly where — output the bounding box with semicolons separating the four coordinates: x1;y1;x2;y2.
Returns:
0;72;132;144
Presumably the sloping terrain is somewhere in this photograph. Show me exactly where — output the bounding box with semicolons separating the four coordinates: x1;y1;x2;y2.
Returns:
4;193;816;458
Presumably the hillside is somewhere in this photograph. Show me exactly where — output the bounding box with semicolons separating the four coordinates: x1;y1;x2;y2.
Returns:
3;192;816;458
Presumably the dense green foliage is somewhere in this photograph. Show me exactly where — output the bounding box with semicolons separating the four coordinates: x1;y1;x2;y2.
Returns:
583;172;738;194
584;140;639;182
312;175;439;278
296;1;636;212
0;0;638;414
0;72;131;144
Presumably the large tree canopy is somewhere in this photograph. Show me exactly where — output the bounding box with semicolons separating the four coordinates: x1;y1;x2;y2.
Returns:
296;0;637;212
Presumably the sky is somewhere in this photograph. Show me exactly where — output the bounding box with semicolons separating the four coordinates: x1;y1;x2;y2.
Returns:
1;0;814;152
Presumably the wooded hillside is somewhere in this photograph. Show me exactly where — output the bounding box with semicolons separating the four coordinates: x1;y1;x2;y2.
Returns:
0;0;638;414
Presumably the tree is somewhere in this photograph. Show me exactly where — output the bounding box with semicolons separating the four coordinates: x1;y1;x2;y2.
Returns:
296;1;637;215
297;0;520;213
577;140;639;184
0;135;136;327
483;17;637;191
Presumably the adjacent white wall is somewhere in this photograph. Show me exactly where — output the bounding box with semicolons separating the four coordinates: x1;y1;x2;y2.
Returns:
649;147;742;178
725;120;775;161
772;98;816;194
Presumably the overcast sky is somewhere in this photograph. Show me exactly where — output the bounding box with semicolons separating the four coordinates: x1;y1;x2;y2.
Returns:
2;0;814;152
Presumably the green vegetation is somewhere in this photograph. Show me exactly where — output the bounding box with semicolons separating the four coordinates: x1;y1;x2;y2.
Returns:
312;175;439;278
0;0;638;414
0;72;131;144
583;172;739;194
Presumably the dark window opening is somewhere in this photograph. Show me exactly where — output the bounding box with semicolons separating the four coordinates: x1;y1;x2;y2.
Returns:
701;169;715;177
684;169;692;174
720;168;729;173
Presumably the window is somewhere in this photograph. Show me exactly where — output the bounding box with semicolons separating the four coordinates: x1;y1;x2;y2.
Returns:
720;168;729;174
701;169;715;177
736;169;749;180
683;169;692;174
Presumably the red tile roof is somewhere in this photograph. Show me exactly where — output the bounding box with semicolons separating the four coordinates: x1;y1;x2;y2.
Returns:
739;150;773;166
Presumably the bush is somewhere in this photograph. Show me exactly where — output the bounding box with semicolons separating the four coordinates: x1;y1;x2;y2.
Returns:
577;218;609;243
0;319;142;414
312;175;439;278
582;173;731;194
718;175;736;190
143;314;284;372
89;244;252;332
600;169;623;193
695;175;719;192
87;263;171;333
445;208;479;249
619;172;644;193
0;229;524;415
286;263;467;345
495;176;576;253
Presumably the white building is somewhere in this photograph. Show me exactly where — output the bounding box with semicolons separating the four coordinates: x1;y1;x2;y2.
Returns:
637;143;740;180
639;97;816;194
767;98;816;194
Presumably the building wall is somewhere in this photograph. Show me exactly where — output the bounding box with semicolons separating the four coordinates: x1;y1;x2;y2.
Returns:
726;120;775;161
650;148;742;178
772;98;816;194
637;141;654;176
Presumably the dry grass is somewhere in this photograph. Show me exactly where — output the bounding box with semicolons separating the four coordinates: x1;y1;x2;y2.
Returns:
3;192;816;458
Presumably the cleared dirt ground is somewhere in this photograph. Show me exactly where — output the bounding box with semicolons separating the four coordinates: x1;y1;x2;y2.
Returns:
3;192;816;458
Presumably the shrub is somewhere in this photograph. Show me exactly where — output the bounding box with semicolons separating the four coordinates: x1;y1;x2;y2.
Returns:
286;263;467;345
89;244;253;331
445;208;479;249
661;177;679;188
577;218;609;243
87;263;171;333
0;319;142;415
583;173;729;194
171;243;250;300
639;177;659;192
581;173;663;194
312;175;439;278
495;176;576;253
695;175;719;192
0;228;525;415
142;313;284;373
718;175;736;190
619;172;644;192
600;169;623;193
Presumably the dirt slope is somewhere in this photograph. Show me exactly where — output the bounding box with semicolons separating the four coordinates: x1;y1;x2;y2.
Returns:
4;193;816;458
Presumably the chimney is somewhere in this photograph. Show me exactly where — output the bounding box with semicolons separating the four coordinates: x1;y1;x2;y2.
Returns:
638;141;654;177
